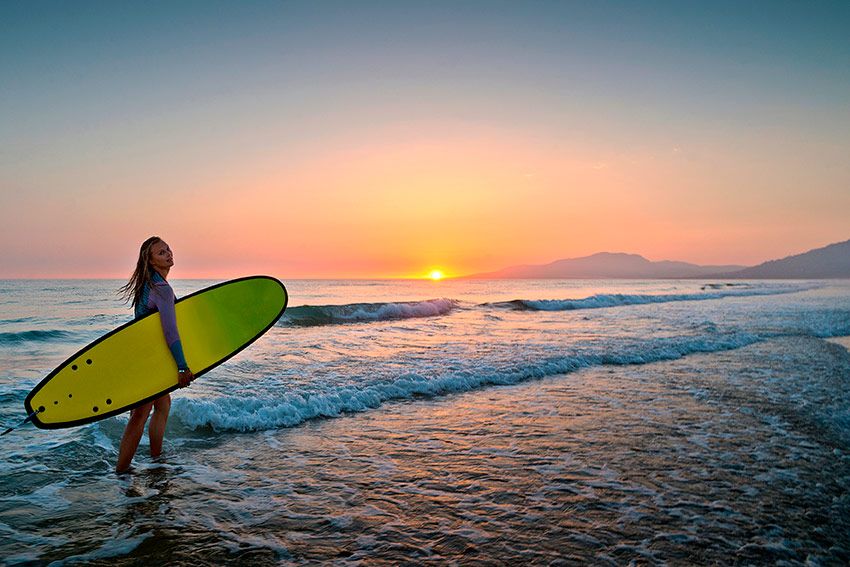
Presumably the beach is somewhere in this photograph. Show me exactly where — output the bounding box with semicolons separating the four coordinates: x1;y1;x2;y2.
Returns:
1;279;849;565
5;2;850;563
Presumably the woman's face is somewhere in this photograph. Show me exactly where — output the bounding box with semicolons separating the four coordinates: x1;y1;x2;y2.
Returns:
149;240;174;272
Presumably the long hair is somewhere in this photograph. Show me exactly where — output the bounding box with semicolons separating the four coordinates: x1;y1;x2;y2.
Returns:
118;236;163;310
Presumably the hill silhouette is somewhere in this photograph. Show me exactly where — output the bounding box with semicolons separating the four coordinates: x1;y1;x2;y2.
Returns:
464;252;743;279
719;239;850;279
462;239;850;279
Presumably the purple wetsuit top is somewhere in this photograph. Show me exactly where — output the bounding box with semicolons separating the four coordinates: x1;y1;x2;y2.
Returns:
135;272;188;370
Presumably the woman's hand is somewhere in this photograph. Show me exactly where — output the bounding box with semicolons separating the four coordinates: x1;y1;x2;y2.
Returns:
178;368;195;388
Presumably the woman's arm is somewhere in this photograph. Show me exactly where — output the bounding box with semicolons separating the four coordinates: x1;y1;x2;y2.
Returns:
150;281;193;386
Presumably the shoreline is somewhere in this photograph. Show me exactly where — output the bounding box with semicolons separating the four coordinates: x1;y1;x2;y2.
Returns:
5;335;849;565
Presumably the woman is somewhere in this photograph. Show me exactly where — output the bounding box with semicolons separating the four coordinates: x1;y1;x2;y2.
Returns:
116;236;194;473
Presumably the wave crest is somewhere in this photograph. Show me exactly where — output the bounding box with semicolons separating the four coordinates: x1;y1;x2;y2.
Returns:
172;331;762;432
487;287;809;312
281;298;458;326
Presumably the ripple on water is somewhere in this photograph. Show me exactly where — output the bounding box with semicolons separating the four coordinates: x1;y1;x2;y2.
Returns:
1;336;849;564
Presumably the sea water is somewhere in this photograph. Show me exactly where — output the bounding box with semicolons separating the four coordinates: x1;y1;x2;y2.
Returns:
0;279;848;564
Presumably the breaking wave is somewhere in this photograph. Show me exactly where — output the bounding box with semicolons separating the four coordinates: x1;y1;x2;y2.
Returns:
281;298;459;326
487;286;810;312
174;330;764;432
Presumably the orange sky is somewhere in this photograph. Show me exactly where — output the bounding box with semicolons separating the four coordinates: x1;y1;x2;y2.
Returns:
1;3;848;279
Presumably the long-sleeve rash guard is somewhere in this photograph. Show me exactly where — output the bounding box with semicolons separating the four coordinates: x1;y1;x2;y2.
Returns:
135;272;188;370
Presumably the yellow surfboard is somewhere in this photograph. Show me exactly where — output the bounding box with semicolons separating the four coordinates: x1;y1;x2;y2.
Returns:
24;276;288;429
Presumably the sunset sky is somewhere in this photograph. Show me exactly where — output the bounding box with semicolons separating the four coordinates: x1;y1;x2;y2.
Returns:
1;1;848;279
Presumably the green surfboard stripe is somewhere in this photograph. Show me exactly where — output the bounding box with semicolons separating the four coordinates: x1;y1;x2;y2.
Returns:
24;276;288;429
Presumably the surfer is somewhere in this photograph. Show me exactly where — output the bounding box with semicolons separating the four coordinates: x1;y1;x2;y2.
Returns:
115;236;194;472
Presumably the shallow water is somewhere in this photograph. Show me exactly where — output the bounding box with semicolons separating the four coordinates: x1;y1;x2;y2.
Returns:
1;279;849;564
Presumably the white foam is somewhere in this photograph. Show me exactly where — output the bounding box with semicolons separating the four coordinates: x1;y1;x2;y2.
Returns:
172;332;762;432
490;285;814;312
283;298;459;326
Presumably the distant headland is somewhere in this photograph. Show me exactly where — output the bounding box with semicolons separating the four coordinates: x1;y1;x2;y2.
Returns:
461;239;850;279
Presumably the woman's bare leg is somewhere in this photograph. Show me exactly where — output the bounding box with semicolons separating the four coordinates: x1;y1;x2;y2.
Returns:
149;394;171;458
116;402;153;473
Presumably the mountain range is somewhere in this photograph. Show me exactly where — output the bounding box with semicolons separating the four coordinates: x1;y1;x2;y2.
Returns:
462;239;850;279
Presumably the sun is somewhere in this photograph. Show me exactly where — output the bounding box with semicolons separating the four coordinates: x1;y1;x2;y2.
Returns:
428;270;445;281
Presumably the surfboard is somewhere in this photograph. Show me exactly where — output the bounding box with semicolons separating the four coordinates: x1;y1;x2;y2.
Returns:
24;276;288;430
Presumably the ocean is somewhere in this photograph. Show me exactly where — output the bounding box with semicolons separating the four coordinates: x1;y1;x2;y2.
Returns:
1;278;849;565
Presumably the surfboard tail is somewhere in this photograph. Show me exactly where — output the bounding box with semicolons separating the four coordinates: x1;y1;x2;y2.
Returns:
1;409;40;437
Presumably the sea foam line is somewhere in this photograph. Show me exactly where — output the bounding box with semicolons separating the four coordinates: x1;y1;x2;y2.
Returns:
275;285;811;327
172;331;765;432
486;286;812;312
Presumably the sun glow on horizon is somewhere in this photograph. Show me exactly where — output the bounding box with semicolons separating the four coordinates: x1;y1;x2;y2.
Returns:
1;4;847;280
